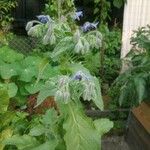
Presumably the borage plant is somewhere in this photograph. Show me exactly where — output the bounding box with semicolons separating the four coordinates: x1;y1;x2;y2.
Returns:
0;47;113;150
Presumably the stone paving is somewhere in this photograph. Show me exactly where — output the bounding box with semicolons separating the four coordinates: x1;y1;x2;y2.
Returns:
102;136;130;150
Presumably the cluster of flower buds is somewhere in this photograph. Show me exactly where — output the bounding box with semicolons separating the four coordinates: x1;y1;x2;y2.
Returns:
74;30;90;54
73;11;83;21
72;71;90;81
82;81;95;101
81;22;99;32
37;15;51;24
55;76;71;104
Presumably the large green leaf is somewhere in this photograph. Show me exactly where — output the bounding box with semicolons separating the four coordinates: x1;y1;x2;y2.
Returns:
0;89;9;113
4;135;40;150
63;103;101;150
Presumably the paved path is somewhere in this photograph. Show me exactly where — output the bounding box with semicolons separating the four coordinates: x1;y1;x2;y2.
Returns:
102;136;130;150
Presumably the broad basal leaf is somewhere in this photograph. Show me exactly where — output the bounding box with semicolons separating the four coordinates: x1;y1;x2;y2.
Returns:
63;103;101;150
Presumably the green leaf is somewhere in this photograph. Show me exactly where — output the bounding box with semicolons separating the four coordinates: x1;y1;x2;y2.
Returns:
36;81;56;106
0;63;18;79
94;119;114;136
0;46;24;63
31;140;58;150
41;66;61;80
19;66;38;82
0;89;9;113
92;77;104;110
0;128;13;150
0;83;18;98
63;103;101;150
134;77;146;103
25;81;44;94
29;125;45;137
23;56;42;67
113;0;124;8
7;83;18;98
4;135;40;150
42;109;58;125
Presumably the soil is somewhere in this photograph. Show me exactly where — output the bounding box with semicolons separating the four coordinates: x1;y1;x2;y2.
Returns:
26;94;58;115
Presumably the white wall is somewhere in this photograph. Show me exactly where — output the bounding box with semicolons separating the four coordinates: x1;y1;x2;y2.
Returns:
121;0;150;58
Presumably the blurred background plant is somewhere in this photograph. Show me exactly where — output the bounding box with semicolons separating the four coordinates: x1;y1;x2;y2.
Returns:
0;0;17;32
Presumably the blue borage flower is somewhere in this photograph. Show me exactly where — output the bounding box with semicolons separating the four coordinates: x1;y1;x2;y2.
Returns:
81;22;99;32
37;15;51;24
73;11;83;21
72;71;91;81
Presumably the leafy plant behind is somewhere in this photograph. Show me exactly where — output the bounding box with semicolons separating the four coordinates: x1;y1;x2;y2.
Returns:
110;26;150;107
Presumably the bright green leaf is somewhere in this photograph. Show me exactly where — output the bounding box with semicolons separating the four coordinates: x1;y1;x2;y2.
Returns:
94;119;114;136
